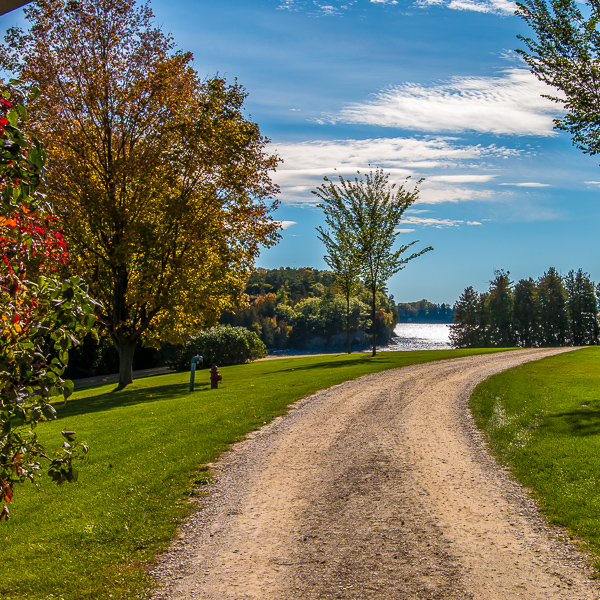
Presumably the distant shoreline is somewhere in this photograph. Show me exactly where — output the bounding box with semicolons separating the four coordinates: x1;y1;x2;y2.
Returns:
396;320;453;325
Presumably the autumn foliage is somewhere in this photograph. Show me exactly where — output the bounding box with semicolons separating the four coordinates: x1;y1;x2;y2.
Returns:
0;81;96;519
2;0;281;390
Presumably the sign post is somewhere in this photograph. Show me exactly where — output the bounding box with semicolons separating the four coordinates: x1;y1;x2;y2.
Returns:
189;355;203;392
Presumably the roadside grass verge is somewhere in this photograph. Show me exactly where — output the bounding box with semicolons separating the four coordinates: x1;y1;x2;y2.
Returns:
5;347;506;600
470;346;600;568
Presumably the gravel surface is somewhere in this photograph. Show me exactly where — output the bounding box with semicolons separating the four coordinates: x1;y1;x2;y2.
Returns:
151;348;600;599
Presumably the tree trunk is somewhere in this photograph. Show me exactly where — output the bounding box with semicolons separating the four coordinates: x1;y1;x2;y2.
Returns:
346;293;351;354
116;341;136;390
372;285;377;357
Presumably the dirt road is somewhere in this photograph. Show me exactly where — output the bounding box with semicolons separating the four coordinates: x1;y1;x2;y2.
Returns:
152;348;600;599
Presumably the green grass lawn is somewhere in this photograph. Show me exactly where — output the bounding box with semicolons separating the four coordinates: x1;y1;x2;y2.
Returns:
470;346;600;569
4;348;506;600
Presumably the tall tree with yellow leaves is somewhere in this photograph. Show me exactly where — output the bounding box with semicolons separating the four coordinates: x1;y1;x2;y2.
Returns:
1;0;281;389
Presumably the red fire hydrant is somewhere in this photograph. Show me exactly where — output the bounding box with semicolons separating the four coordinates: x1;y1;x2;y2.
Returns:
210;364;222;389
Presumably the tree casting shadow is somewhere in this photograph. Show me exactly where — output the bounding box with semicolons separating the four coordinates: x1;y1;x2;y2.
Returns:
54;381;212;420
539;406;600;437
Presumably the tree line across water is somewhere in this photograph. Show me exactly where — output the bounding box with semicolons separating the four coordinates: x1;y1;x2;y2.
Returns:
220;267;399;351
451;268;599;348
397;299;453;323
66;267;455;373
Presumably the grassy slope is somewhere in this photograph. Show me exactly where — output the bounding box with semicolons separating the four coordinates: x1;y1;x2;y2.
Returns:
3;348;505;600
470;346;600;567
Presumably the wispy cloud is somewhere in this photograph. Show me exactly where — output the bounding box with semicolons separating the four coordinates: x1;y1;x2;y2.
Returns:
499;182;551;187
274;136;519;172
418;184;494;204
273;136;515;204
428;174;497;183
314;3;343;16
417;0;516;14
276;0;297;9
324;69;561;136
278;0;513;14
276;0;356;15
278;220;298;229
402;216;483;228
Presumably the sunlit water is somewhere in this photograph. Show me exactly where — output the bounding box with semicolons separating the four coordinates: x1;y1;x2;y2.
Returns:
381;322;452;351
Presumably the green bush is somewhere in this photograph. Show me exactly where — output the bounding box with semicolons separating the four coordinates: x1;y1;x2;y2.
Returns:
169;326;267;371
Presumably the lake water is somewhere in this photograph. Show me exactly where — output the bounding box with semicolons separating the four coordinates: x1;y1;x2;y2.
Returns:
382;322;452;351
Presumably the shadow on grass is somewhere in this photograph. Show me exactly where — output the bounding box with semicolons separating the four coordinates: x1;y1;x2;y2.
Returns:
54;381;212;420
56;349;463;420
539;407;600;437
276;355;399;373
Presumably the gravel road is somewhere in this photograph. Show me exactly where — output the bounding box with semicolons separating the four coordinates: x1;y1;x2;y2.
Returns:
151;348;600;599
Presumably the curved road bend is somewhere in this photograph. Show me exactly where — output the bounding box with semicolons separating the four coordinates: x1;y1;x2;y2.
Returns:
152;347;600;600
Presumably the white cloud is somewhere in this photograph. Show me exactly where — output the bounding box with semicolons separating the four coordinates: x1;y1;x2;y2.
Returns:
427;174;497;183
394;228;416;233
417;0;517;14
325;69;562;136
315;3;342;15
499;182;551;187
278;220;298;230
585;181;600;186
279;0;511;13
498;49;522;63
276;0;352;14
418;184;494;204
274;136;518;172
402;216;483;228
273;136;516;204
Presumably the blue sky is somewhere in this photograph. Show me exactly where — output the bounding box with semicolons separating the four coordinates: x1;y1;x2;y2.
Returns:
2;0;600;304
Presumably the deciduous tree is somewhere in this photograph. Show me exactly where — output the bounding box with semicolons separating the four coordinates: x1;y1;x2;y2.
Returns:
316;204;362;353
0;81;95;518
1;0;280;389
314;169;432;356
517;0;600;156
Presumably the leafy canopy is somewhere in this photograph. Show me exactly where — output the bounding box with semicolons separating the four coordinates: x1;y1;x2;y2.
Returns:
517;0;600;156
0;80;96;519
1;0;281;388
313;169;433;355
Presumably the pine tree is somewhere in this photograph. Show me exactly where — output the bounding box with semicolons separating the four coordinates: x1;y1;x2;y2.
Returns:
513;278;539;347
477;292;492;348
488;270;514;347
565;269;599;346
450;286;481;348
538;268;569;346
